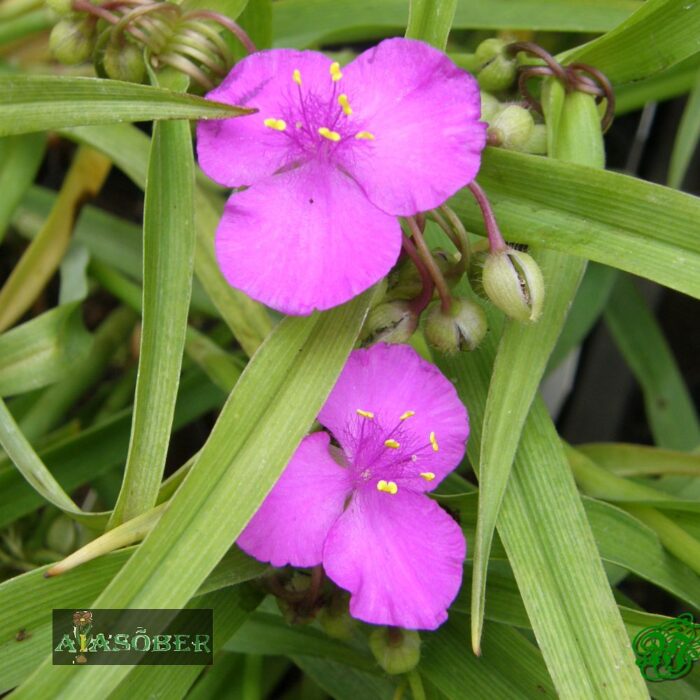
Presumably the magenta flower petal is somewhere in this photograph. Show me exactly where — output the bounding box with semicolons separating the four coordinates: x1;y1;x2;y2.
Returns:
318;344;468;491
237;432;352;568
196;49;335;187
215;162;401;315
341;38;486;216
323;487;466;629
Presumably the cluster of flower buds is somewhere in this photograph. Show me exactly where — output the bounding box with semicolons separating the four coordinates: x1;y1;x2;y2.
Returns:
362;186;545;355
47;0;254;89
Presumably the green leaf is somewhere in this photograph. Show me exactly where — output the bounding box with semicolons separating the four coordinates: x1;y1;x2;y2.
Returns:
436;325;648;696
109;120;196;527
0;304;91;398
272;0;642;48
449;148;700;300
406;0;456;50
579;442;700;477
0;76;253;136
421;615;556;699
0;368;224;529
604;275;700;450
60;123;274;356
0;396;109;527
0;147;111;333
13;292;371;697
564;0;700;84
293;657;396;700
0;546;263;691
0;132;44;243
668;70;700;189
547;263;618;372
469;88;603;655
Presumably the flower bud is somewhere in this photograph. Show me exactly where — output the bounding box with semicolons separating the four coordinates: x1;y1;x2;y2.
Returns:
480;91;501;122
475;39;516;92
369;627;421;675
103;41;146;83
423;298;488;354
487;105;534;150
318;593;355;641
362;301;418;345
519;124;547;154
46;0;74;16
49;17;95;65
468;250;489;300
482;248;545;322
385;253;454;302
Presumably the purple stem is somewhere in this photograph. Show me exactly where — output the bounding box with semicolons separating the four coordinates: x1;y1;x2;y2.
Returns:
467;181;507;253
406;217;452;313
401;233;434;315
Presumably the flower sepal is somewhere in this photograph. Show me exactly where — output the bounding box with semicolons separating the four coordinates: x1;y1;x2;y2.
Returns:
481;247;545;322
423;297;488;354
475;38;517;92
362;301;418;345
369;627;421;675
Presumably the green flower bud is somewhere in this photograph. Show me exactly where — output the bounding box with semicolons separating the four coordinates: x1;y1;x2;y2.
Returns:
49;17;95;65
518;123;547;154
475;39;516;92
474;38;507;65
385;253;455;302
480;91;501;122
369;627;421;675
103;41;146;83
487;105;534;150
423;298;488;354
318;593;355;641
46;0;74;16
362;301;418;345
482;248;545;322
468;250;489;300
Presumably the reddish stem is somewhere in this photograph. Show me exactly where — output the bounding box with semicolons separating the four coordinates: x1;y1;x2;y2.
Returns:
406;217;452;313
401;234;434;315
467;181;507;253
186;10;257;54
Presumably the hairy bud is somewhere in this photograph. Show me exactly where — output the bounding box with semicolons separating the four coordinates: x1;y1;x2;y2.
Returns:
49;17;95;65
369;627;421;675
362;301;418;345
482;248;545;322
103;41;146;83
475;38;516;92
487;105;534;150
423;298;488;354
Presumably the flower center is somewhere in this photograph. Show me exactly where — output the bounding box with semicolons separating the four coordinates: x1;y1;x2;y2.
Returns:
345;408;439;493
260;62;375;161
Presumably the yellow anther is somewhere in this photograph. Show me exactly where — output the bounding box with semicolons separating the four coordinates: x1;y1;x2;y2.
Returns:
355;131;375;140
330;61;343;81
356;409;374;419
384;439;400;449
292;68;302;85
420;472;436;482
263;118;287;131
318;127;341;142
377;480;398;495
338;93;352;116
429;431;439;452
399;410;415;421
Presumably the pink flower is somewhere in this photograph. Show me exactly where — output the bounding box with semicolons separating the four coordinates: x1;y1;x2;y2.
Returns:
197;38;486;315
238;344;469;629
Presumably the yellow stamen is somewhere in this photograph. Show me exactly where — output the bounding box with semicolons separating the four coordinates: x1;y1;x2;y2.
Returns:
356;409;374;419
330;61;343;81
263;118;287;131
338;93;352;116
377;479;398;495
429;431;439;452
293;68;302;85
355;131;375;140
318;127;341;142
399;410;415;421
384;439;400;449
420;472;436;482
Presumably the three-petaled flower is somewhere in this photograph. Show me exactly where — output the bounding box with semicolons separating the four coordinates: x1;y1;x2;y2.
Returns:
238;343;469;629
197;38;486;315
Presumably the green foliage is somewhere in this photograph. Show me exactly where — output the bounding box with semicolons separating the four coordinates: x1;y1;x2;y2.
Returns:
1;0;699;698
